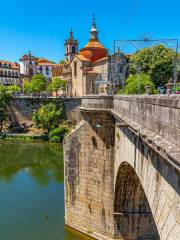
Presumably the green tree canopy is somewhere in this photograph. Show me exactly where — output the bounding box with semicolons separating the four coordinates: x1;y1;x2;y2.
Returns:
23;80;32;94
59;60;65;64
119;73;157;95
48;78;66;96
7;85;21;92
31;74;47;94
130;45;176;87
0;85;12;132
32;103;63;133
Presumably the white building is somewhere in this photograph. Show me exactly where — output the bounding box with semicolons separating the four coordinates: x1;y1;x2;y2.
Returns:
0;60;20;86
19;51;54;80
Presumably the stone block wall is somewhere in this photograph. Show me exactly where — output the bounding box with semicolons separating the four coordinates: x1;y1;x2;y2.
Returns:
64;111;115;239
114;125;180;240
64;95;180;240
9;97;81;127
114;95;180;146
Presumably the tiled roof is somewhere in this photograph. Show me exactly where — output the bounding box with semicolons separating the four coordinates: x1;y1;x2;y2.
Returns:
93;57;109;63
83;40;106;49
76;54;91;62
38;62;55;66
0;60;19;69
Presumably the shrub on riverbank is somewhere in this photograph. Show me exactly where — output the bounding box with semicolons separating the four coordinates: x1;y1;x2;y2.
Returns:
32;103;63;133
48;126;69;142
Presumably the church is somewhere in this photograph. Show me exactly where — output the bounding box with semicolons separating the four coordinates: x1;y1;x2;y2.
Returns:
52;17;129;97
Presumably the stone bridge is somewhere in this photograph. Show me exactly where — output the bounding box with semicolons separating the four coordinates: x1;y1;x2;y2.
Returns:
64;95;180;240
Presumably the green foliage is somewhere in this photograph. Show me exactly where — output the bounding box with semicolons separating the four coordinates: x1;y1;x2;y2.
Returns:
130;45;176;86
48;78;66;96
7;85;21;92
119;73;157;95
176;86;180;91
31;74;47;94
32;103;63;133
48;126;69;142
24;80;32;94
59;60;65;64
0;85;12;132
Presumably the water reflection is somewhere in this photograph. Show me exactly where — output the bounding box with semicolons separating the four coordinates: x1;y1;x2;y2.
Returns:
0;141;63;185
0;141;92;240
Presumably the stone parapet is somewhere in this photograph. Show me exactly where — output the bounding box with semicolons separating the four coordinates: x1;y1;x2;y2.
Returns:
80;95;114;111
114;95;180;147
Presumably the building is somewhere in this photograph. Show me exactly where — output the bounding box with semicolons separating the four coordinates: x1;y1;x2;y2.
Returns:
19;51;54;81
53;17;130;97
70;17;109;96
0;60;20;86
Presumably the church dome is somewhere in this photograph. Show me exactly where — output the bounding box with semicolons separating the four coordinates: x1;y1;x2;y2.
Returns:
79;17;108;62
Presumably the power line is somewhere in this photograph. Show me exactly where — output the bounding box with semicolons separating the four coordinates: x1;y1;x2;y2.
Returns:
116;0;139;39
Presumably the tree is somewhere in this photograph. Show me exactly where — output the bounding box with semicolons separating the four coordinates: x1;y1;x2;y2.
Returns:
119;73;157;95
59;60;65;64
7;85;21;92
0;85;12;132
32;103;63;133
31;74;47;94
130;45;176;87
24;80;32;94
48;78;66;97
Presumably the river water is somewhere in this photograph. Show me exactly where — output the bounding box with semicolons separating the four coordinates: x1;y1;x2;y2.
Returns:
0;141;91;240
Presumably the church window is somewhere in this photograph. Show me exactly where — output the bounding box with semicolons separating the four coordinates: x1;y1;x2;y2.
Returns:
74;62;77;77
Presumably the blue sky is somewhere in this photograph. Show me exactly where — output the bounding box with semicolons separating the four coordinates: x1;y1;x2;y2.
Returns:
0;0;180;63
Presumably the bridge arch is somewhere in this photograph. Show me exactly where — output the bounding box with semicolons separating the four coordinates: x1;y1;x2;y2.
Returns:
114;161;160;239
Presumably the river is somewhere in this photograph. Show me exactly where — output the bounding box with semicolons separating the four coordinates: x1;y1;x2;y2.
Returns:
0;141;91;240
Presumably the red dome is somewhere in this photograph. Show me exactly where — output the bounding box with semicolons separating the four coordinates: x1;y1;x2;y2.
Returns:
80;40;107;62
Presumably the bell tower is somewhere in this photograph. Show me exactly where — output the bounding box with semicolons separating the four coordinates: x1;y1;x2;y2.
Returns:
65;30;78;63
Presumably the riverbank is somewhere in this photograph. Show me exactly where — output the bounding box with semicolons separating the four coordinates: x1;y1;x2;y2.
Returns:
0;133;48;142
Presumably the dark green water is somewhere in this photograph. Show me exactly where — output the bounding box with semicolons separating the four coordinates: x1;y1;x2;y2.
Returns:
0;141;91;240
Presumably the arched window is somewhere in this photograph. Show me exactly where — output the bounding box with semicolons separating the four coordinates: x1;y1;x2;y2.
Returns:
15;71;18;77
4;63;7;68
9;64;11;68
12;71;14;76
4;70;7;77
0;70;3;77
8;71;11;77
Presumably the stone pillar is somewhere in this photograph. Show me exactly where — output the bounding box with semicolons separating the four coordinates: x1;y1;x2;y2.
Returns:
64;110;115;239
